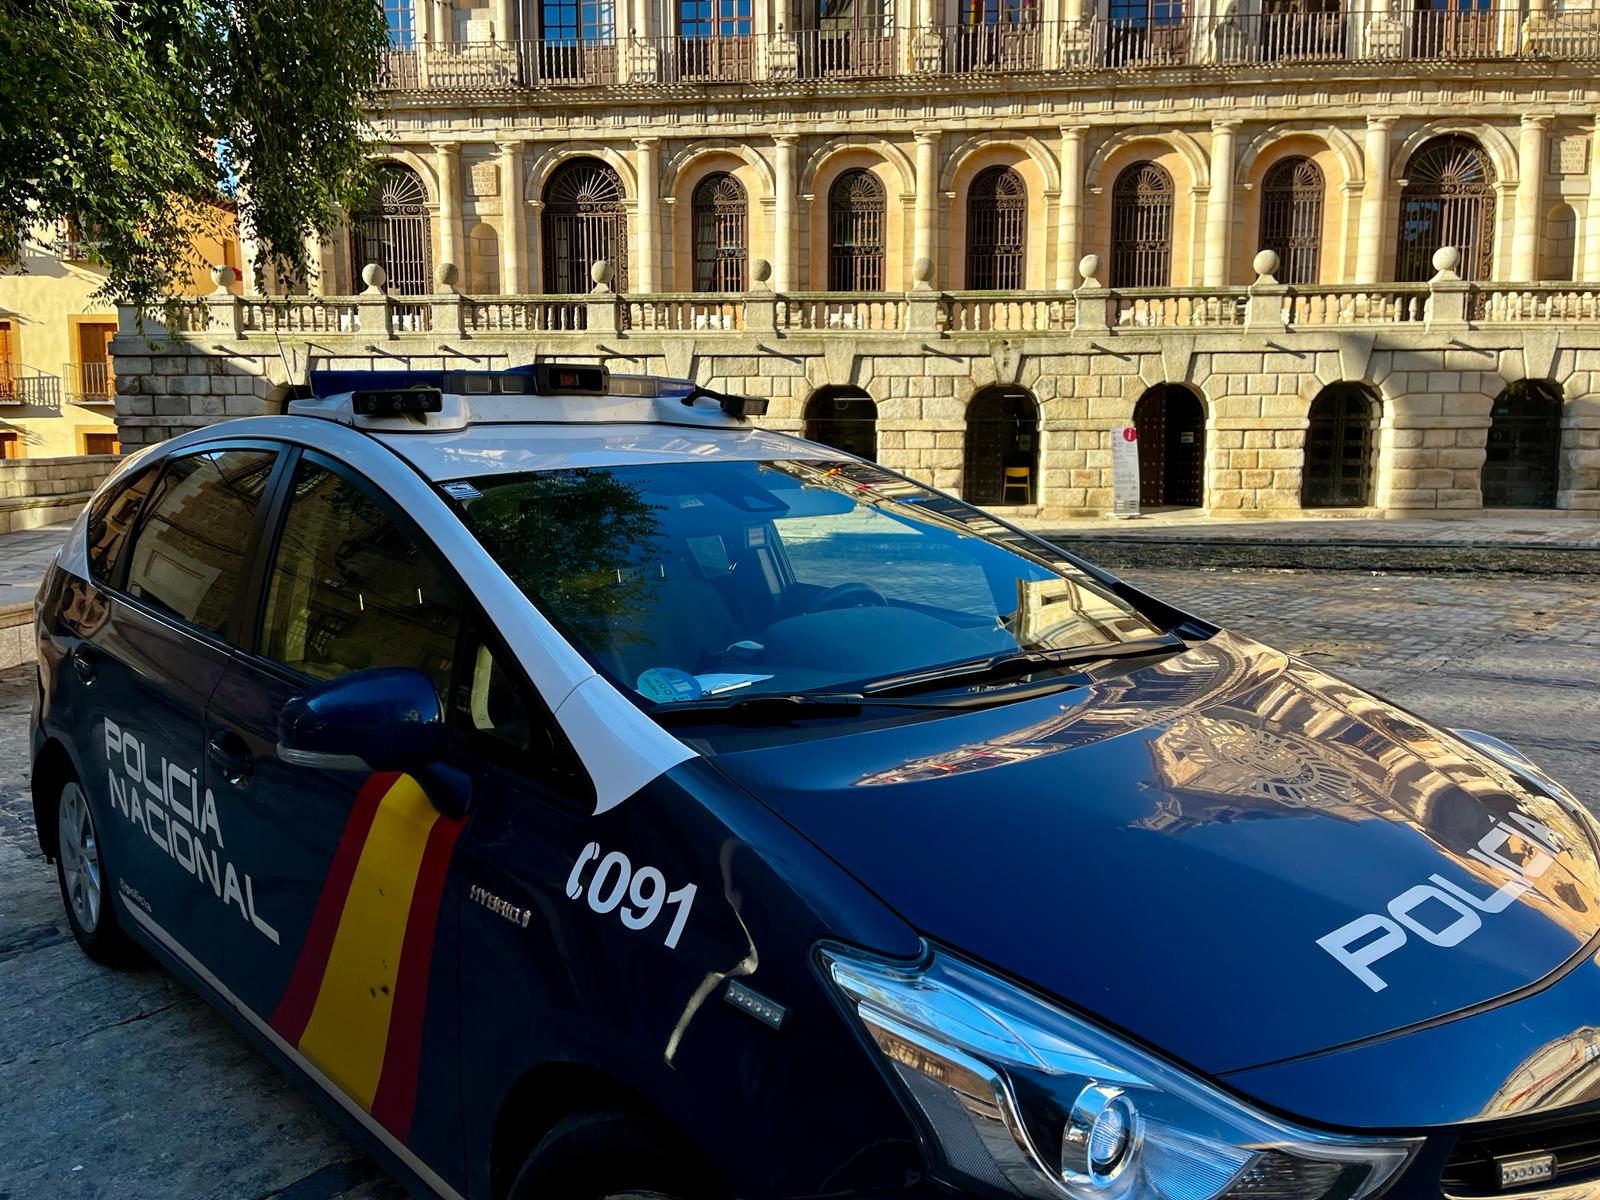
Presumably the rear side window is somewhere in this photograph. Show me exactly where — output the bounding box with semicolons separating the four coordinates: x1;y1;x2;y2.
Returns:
86;465;160;583
124;449;277;635
261;459;460;696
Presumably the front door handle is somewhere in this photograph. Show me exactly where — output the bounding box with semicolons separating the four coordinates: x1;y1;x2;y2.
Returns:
69;644;98;686
206;731;254;787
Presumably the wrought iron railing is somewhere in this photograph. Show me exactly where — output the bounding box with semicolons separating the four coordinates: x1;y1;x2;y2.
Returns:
370;11;1596;93
67;361;116;405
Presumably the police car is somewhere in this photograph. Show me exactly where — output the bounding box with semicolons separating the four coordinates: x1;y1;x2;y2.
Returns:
29;363;1600;1200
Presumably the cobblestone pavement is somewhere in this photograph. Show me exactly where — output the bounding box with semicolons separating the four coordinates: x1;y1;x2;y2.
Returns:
1;567;1597;1198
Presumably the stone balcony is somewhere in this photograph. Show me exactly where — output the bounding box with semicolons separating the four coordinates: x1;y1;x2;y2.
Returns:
112;254;1600;516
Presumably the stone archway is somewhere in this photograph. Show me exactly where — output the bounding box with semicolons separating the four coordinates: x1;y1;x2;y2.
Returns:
1303;383;1380;508
1133;384;1205;509
1483;380;1562;508
803;387;878;460
963;386;1039;506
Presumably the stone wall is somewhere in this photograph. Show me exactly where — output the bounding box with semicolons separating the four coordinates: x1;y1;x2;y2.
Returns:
108;287;1600;517
0;454;118;534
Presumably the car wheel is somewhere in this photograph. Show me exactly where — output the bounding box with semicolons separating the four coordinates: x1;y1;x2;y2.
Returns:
506;1111;706;1200
55;778;134;963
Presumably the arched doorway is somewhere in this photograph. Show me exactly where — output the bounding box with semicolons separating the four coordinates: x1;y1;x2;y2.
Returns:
1395;136;1496;283
350;163;433;295
542;158;628;294
1259;156;1324;285
963;387;1039;506
1110;161;1174;288
1302;384;1378;508
1133;385;1205;508
1483;380;1562;508
804;387;878;460
966;166;1027;290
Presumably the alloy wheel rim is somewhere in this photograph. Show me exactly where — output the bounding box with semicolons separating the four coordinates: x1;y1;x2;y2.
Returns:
57;783;101;933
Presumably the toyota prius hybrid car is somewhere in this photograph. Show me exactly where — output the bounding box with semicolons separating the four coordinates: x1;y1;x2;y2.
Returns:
29;364;1600;1200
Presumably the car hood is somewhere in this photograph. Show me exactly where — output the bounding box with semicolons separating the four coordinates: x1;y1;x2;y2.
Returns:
713;630;1600;1076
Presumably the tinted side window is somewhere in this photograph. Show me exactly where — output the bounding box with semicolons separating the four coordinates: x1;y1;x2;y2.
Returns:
86;465;160;582
124;449;277;635
262;459;459;694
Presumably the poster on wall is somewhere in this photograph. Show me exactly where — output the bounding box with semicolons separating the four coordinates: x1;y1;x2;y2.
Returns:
1111;426;1140;517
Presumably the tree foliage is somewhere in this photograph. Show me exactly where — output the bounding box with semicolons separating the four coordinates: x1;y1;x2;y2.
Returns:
0;0;386;306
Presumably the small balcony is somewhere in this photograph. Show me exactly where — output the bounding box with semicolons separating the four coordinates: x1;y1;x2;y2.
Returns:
66;362;115;407
0;367;63;407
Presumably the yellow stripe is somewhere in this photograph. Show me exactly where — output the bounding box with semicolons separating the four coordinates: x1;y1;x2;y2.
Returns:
296;775;439;1110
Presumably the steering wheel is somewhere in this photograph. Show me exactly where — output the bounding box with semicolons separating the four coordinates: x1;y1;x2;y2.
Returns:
804;582;889;614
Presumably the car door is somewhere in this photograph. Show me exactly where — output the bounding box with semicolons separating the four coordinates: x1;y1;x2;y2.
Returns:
201;449;469;1191
56;443;282;976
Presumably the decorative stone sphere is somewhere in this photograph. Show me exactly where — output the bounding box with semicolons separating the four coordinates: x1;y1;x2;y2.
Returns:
590;260;614;287
209;263;236;291
1252;249;1281;278
437;261;460;287
751;258;773;283
1432;246;1462;274
361;262;388;291
1078;254;1102;284
913;256;934;284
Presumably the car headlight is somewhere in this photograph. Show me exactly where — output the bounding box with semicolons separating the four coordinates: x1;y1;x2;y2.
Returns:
821;944;1418;1200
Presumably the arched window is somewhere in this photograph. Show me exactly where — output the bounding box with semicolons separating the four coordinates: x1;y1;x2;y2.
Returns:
828;169;886;291
966;166;1027;290
1484;380;1562;508
1110;162;1174;288
692;173;748;292
350;164;433;296
804;388;878;460
542;158;628;294
1396;136;1496;282
964;387;1040;505
1259;156;1324;285
1302;384;1378;508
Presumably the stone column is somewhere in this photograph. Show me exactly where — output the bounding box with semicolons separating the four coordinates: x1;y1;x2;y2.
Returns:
492;0;516;38
633;137;660;293
1204;120;1239;287
1356;116;1395;285
1513;114;1551;282
436;143;463;291
500;141;528;294
774;134;798;293
913;130;941;286
1586;123;1600;282
1057;125;1088;290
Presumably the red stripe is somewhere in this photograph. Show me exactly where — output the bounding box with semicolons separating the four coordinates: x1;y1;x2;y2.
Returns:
369;813;466;1139
269;772;400;1044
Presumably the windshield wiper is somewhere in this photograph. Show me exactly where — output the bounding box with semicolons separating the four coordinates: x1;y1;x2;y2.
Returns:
649;686;1047;724
856;634;1190;698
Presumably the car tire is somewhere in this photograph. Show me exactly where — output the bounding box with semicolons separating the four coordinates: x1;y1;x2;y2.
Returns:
506;1111;706;1200
54;776;135;964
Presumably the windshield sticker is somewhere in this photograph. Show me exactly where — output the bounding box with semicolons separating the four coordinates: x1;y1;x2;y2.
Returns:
439;481;482;501
636;667;703;703
565;841;698;950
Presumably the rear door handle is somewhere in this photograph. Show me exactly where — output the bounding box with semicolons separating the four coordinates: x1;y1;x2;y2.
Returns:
70;644;98;686
206;731;254;786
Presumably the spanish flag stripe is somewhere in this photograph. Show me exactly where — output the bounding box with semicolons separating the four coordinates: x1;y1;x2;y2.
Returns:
271;771;399;1044
296;774;440;1111
369;812;467;1138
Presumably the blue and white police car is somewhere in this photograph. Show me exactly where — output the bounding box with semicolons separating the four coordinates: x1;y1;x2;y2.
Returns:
30;364;1600;1200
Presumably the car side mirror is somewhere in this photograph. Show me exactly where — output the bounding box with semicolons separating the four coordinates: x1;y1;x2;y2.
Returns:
278;667;449;775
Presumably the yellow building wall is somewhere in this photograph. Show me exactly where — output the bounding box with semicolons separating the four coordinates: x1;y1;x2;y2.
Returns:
0;207;239;459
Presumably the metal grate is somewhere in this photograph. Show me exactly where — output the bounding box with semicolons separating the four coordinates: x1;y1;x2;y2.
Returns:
542;158;629;294
1395;134;1496;282
1110;162;1175;288
1482;380;1562;508
828;169;886;291
1442;1110;1600;1194
692;172;748;292
350;165;434;296
966;166;1027;290
1301;384;1376;507
1260;156;1324;285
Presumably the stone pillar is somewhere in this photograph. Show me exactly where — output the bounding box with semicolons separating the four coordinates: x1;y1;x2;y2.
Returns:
1204;121;1240;287
632;138;660;294
499;141;528;294
1057;125;1088;290
774;134;798;293
1356;116;1395;285
913;130;940;286
436;143;463;291
1586;123;1600;283
1513;114;1551;282
492;0;516;39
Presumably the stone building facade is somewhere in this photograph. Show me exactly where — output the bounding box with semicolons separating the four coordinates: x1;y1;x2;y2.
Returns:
116;2;1600;515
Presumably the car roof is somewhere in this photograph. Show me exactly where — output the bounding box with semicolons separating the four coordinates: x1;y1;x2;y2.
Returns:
374;421;836;482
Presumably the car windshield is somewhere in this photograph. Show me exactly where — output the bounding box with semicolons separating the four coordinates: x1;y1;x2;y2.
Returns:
455;458;1165;707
